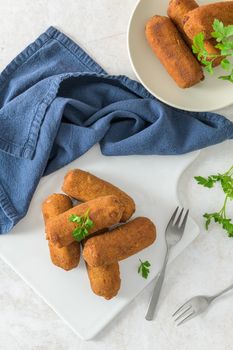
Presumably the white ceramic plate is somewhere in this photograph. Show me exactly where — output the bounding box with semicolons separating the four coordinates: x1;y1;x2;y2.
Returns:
127;0;233;112
0;146;200;339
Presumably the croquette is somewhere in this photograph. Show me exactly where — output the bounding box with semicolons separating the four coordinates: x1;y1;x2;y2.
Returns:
46;195;123;248
83;217;156;267
42;194;80;270
145;15;204;88
86;262;121;299
62;169;135;222
183;1;233;40
167;0;222;67
167;0;198;46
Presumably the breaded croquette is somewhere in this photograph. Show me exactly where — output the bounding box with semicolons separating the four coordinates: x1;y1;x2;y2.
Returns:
145;15;204;88
83;217;156;267
167;0;222;67
167;0;198;46
62;169;135;222
86;262;121;299
82;230;121;299
42;193;73;239
42;194;80;271
46;195;123;248
183;1;233;40
48;240;80;271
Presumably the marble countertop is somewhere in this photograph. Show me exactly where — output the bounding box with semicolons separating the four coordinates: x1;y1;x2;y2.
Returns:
1;1;233;349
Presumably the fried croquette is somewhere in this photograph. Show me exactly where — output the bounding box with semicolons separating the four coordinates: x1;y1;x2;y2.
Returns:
86;262;121;299
48;240;80;271
183;1;233;40
167;0;198;46
167;0;222;67
83;217;156;267
145;15;204;88
42;194;80;270
62;169;135;222
46;195;123;248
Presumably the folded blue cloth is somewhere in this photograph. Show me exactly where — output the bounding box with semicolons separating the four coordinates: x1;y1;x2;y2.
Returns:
0;26;233;234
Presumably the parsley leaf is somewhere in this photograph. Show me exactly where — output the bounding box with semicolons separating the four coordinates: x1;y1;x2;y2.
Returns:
224;25;233;38
219;69;233;83
221;58;231;71
193;19;233;83
212;19;225;42
69;214;82;224
194;175;219;188
195;165;233;237
192;32;214;71
212;19;233;41
69;209;94;242
220;175;233;198
205;62;214;75
138;259;151;279
192;32;206;55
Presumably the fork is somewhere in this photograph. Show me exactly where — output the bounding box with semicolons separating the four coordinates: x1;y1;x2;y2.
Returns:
145;206;189;321
172;282;233;326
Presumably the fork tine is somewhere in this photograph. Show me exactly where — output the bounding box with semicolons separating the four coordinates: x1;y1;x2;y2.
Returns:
174;208;184;226
172;300;190;317
174;305;192;322
166;206;179;229
180;209;189;230
177;311;196;326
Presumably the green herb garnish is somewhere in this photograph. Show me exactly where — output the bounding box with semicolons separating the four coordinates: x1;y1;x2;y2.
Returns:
69;209;94;242
195;165;233;237
138;259;151;279
192;19;233;82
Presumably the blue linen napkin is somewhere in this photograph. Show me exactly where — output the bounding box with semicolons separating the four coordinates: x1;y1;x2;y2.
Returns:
0;26;233;234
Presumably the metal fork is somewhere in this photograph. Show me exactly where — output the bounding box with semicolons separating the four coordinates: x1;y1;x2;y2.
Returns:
145;206;189;321
172;283;233;326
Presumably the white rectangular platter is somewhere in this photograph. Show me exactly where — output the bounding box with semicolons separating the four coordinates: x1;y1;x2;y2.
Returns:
0;145;199;339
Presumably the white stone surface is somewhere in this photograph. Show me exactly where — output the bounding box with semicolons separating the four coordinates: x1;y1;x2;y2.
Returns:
0;0;233;349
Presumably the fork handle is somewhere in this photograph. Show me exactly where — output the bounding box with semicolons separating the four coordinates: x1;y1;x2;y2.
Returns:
212;282;233;301
145;251;168;321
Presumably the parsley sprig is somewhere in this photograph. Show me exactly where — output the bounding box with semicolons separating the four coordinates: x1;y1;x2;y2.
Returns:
69;209;94;242
192;19;233;82
195;165;233;237
138;259;151;279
